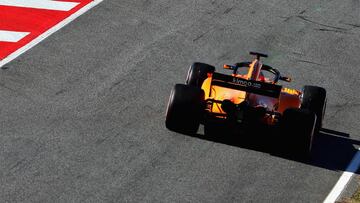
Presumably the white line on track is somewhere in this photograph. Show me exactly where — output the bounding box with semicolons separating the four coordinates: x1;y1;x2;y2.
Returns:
324;148;360;203
0;0;79;11
0;0;103;68
0;30;30;42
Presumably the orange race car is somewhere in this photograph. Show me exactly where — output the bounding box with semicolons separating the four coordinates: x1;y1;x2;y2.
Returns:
165;52;327;155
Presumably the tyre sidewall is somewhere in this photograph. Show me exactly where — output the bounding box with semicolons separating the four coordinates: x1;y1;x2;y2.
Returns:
165;84;205;134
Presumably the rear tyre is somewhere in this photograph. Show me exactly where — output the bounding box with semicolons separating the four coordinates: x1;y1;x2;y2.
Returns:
301;85;326;133
165;84;205;134
204;123;226;137
185;62;215;87
282;108;317;157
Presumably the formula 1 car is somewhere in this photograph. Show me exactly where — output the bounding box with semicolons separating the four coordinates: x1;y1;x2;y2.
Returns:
165;52;327;155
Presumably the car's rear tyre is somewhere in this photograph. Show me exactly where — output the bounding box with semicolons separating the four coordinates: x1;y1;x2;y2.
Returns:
281;108;317;157
165;84;205;134
301;85;326;133
204;123;226;137
185;62;215;87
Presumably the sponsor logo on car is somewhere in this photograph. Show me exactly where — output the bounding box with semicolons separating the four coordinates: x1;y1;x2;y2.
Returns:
232;77;262;89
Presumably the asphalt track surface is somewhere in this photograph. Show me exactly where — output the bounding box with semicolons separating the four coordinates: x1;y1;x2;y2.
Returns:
1;0;360;202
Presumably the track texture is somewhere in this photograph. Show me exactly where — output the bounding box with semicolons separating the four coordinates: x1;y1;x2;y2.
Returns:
1;0;360;202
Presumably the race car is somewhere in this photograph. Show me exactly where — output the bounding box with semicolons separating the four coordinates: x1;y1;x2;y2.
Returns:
165;52;327;155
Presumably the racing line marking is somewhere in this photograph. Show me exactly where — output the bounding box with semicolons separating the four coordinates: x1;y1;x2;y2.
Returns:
0;0;79;11
324;148;360;203
0;30;30;42
0;0;103;68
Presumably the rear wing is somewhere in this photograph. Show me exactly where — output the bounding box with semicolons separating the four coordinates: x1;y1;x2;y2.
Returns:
211;72;282;98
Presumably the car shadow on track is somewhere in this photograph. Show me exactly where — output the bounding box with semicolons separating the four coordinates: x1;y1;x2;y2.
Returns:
187;127;359;172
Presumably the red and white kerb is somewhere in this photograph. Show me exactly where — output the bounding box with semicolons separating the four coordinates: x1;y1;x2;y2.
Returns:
0;0;102;67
